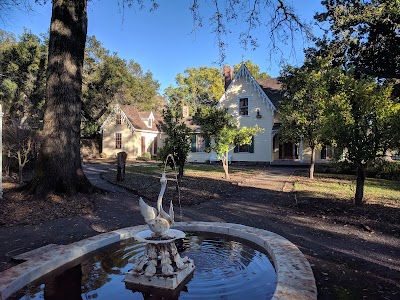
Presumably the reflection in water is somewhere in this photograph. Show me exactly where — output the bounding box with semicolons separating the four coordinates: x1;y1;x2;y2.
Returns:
44;265;82;300
16;233;277;300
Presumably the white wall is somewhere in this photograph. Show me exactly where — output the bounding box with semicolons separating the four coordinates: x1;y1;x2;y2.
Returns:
220;77;275;162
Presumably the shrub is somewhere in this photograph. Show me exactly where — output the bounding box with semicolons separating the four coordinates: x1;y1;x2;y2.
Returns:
316;159;400;180
137;152;152;161
315;160;355;175
366;159;400;180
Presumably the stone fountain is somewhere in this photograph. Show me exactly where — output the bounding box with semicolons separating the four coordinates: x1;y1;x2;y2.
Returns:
124;156;195;290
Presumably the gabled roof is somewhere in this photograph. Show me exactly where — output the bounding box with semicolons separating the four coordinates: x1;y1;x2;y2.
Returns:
220;63;282;111
182;116;201;131
256;78;282;109
121;105;162;131
100;104;163;133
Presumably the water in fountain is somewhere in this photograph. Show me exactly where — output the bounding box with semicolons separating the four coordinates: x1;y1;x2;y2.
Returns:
14;233;277;299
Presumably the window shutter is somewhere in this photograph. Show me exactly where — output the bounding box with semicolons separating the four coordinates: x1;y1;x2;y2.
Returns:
321;146;327;159
234;144;239;153
205;138;210;148
191;135;197;152
249;136;254;153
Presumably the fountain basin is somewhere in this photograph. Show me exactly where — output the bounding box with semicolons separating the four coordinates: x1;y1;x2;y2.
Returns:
0;222;317;300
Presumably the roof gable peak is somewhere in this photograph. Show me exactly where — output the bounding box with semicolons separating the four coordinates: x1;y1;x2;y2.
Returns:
221;63;276;111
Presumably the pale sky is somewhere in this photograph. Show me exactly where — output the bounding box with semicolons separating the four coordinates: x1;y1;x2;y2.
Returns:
3;0;325;93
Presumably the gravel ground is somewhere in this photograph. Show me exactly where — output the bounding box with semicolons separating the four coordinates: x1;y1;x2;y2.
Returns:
0;163;399;299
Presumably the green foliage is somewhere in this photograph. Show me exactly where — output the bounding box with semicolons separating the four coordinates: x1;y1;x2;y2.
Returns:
233;60;270;79
165;66;224;109
316;159;400;181
0;31;161;136
326;74;400;166
315;0;400;80
367;159;400;181
279;57;330;148
158;103;192;180
193;106;263;179
137;152;152;161
279;56;339;178
0;29;47;126
82;35;160;136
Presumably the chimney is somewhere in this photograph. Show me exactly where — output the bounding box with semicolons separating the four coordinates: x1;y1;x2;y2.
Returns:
224;66;233;90
182;104;189;118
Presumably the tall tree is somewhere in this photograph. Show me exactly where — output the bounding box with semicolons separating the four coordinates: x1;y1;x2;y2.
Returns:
165;66;224;109
81;37;160;136
27;0;91;195
325;73;400;206
315;0;400;80
158;103;192;184
194;106;263;180
0;29;47;126
279;57;334;179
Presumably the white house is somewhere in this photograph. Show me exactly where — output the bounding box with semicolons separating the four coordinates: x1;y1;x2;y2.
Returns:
187;63;334;164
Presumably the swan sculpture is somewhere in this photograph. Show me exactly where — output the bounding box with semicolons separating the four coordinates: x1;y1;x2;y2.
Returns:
139;172;174;236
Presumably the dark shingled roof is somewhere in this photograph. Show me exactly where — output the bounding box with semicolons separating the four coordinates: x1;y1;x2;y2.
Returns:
183;116;201;131
256;78;283;109
121;105;163;131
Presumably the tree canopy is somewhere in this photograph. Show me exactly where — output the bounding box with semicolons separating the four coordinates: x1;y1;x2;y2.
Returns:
158;103;192;183
279;57;333;179
81;35;161;136
0;31;161;137
165;66;224;109
324;73;400;205
0;29;47;127
194;106;263;180
315;0;400;80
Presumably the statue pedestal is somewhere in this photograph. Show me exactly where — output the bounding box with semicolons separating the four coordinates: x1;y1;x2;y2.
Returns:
124;229;195;290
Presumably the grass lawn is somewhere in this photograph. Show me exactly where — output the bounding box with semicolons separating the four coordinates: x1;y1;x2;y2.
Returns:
126;162;263;179
294;173;400;207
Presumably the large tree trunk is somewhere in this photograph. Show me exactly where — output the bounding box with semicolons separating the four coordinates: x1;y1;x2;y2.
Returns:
27;0;92;196
309;145;315;179
354;164;366;206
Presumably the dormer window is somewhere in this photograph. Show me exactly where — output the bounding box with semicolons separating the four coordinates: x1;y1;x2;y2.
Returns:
116;114;122;125
239;98;249;116
148;118;152;128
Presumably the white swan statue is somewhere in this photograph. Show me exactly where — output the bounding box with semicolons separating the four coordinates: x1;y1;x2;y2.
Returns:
139;172;174;236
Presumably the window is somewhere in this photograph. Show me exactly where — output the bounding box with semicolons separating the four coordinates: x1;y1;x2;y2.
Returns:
238;144;250;152
115;133;122;149
147;118;152;127
116;114;122;125
234;136;254;153
239;98;249;116
321;146;333;159
196;135;206;152
191;134;209;152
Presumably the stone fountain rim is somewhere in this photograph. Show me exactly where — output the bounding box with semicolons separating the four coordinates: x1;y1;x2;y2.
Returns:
0;222;317;300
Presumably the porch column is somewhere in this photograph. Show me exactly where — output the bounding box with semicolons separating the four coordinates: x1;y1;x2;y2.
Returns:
299;135;303;162
271;133;276;162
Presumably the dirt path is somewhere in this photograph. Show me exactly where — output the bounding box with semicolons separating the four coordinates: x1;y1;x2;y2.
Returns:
0;164;399;299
